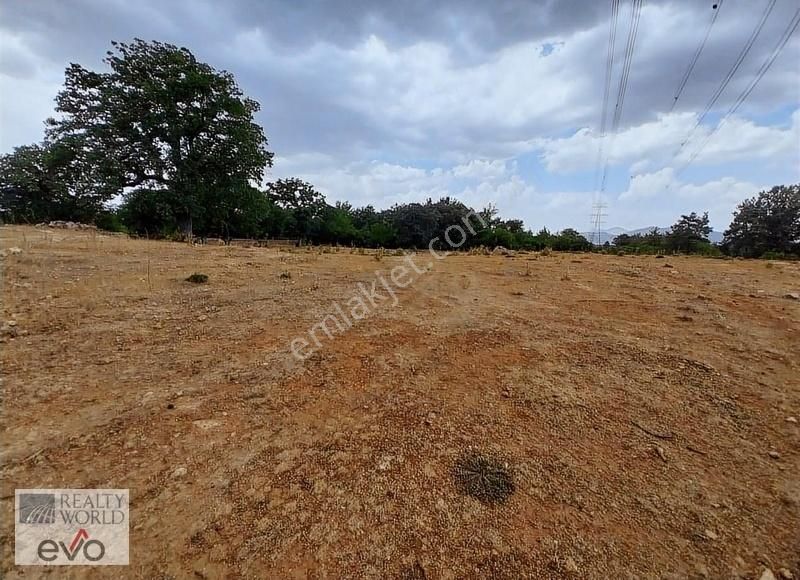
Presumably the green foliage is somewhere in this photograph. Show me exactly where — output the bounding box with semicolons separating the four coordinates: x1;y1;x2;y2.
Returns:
760;250;798;261
364;221;397;247
551;228;592;251
266;178;325;241
316;203;359;245
94;209;127;233
612;217;724;257
0;142;114;223
665;212;712;253
722;185;800;258
119;188;178;237
47;39;273;237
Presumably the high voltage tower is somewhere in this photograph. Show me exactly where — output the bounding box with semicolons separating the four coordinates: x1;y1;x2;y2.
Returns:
590;201;608;246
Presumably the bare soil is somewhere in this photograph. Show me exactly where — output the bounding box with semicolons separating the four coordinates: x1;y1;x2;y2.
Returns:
1;225;799;579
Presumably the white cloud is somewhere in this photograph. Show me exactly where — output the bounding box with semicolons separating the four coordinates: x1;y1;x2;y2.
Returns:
617;168;763;229
539;110;800;175
272;154;531;216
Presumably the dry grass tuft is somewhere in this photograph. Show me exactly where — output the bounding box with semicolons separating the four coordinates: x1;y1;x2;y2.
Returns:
185;273;208;284
453;451;515;504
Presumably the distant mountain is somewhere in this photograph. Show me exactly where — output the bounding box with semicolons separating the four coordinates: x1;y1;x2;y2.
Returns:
580;227;724;245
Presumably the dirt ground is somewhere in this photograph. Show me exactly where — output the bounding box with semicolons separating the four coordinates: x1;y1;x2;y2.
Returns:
1;225;799;579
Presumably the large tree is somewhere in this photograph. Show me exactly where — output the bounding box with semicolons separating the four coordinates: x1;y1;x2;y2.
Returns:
0;141;114;223
266;178;326;241
46;39;273;236
723;185;800;257
666;211;712;253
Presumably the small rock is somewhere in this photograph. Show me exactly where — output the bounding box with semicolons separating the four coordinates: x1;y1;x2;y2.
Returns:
171;466;187;479
8;247;22;255
786;417;797;423
166;403;175;410
760;569;777;580
778;569;794;579
663;263;674;268
564;557;579;574
783;293;799;301
1;324;18;338
768;450;781;459
704;529;718;540
197;314;208;322
6;320;18;327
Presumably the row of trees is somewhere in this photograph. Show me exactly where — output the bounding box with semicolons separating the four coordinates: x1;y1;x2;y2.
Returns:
0;39;798;257
120;184;595;250
612;211;717;255
611;186;800;258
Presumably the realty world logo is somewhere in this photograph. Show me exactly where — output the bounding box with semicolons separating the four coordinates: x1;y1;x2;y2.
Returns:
15;489;129;565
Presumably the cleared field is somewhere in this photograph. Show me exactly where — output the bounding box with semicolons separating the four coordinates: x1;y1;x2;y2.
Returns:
1;225;799;578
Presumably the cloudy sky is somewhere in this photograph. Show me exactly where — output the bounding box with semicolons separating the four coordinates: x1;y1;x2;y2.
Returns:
1;0;798;231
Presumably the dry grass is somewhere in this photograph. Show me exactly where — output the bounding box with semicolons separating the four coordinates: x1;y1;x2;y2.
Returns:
453;451;515;504
1;225;799;578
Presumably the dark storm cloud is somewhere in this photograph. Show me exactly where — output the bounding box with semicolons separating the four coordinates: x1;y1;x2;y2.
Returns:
1;0;798;163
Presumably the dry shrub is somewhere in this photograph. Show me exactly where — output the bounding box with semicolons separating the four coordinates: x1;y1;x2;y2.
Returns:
453;451;515;504
186;273;208;284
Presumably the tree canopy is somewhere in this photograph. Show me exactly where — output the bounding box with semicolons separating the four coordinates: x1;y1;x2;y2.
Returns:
46;39;273;236
723;185;800;258
665;211;712;253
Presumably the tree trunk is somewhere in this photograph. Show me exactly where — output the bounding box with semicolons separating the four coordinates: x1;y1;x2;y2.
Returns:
179;214;193;241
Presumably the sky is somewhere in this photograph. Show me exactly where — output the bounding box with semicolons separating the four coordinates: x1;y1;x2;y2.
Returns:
1;0;799;232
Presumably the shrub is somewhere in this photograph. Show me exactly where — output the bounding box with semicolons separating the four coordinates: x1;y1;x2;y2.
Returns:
186;273;208;284
761;250;798;261
453;451;515;504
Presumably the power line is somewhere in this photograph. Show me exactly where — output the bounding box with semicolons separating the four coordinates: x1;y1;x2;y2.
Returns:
592;0;621;192
610;0;644;134
676;5;800;177
673;0;778;158
599;0;644;194
589;0;620;241
669;1;724;112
